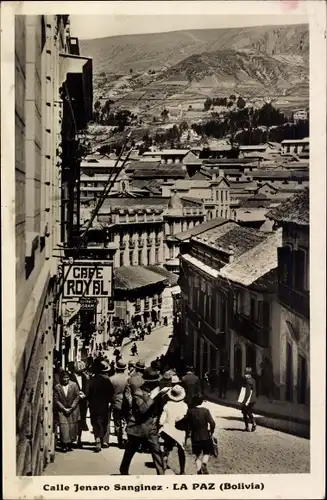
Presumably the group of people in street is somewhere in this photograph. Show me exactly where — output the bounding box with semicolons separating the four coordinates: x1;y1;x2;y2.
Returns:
53;356;218;475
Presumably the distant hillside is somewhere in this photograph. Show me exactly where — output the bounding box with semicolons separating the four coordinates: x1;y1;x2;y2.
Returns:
163;48;308;95
80;24;309;74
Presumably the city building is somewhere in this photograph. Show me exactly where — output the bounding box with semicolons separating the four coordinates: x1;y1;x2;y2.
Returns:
15;15;92;476
142;149;191;163
267;190;310;404
113;265;179;327
281;138;309;155
293;109;308;123
178;221;279;381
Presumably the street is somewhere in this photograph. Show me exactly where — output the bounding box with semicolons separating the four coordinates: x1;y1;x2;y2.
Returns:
44;323;309;477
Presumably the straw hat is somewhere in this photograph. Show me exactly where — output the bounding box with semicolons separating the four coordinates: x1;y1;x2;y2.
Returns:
167;384;186;402
171;374;180;384
143;367;160;383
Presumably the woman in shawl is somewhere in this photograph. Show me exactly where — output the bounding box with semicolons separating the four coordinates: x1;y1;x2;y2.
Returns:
54;371;80;452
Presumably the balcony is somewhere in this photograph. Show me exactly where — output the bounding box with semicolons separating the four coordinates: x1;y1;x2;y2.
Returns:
279;282;310;320
138;239;144;247
147;237;154;246
119;241;126;250
155;238;161;246
129;240;136;249
231;313;269;348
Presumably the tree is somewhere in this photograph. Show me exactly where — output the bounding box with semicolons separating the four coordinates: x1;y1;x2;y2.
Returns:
204;97;212;111
237;96;246;109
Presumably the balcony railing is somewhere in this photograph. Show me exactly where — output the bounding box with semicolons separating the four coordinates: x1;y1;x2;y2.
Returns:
138;239;144;247
231;313;269;348
279;282;310;320
119;241;126;250
147;237;154;246
129;240;136;249
155;238;161;246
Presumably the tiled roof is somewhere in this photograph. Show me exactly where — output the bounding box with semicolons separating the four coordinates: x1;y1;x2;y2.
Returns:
252;170;309;180
203;158;255;165
99;197;169;211
218;229;282;286
146;265;179;286
126;161;161;172
174;217;230;241
197;225;267;257
131;165;186;178
114;266;167;290
266;189;309;226
180;196;203;206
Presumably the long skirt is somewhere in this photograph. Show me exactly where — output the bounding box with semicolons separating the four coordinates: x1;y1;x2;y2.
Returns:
59;417;79;445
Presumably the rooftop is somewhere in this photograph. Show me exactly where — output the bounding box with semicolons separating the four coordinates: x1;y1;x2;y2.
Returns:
99;197;169;212
114;266;167;290
266;189;309;226
126;161;161;172
196;225;268;257
174;217;230;242
146;265;179;286
218;229;282;287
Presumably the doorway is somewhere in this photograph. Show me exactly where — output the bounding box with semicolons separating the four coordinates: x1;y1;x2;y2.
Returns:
297;354;307;404
286;342;293;402
234;345;242;386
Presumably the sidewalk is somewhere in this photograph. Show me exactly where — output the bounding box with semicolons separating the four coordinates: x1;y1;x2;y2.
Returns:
204;387;310;438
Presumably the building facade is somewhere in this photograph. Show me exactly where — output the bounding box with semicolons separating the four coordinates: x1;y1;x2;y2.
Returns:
179;221;280;384
15;15;92;476
267;190;310;404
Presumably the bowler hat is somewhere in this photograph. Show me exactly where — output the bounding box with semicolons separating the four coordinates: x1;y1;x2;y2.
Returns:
171;374;180;384
167;384;186;402
99;360;110;373
143;367;160;383
135;360;145;371
163;370;173;380
116;360;127;370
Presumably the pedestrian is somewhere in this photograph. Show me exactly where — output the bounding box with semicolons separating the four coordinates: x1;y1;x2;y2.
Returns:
88;360;114;452
147;323;152;335
131;342;138;356
181;366;202;408
53;371;80;453
119;367;165;475
108;360;129;447
163;316;168;326
69;361;89;448
159;385;188;474
239;367;257;432
124;360;146;419
128;361;135;376
175;396;216;475
218;365;228;399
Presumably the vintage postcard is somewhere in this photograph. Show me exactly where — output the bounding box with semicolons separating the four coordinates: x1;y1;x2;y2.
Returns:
1;0;326;499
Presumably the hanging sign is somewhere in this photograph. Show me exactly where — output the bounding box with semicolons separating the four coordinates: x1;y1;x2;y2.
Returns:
63;260;113;299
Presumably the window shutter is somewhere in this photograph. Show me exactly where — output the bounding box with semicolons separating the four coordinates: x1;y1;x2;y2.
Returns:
293;250;305;290
277;246;292;285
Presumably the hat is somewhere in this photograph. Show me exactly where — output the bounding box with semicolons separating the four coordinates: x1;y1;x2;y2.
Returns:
128;360;135;367
116;360;127;370
135;360;145;371
245;366;252;374
167;385;186;402
163;370;173;380
171;374;180;384
74;361;85;372
143;367;160;383
99;360;110;373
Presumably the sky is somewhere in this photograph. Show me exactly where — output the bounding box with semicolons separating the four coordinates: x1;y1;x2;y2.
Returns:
70;14;309;40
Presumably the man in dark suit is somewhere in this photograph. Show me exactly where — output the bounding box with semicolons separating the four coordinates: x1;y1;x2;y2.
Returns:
181;366;202;408
120;367;164;475
108;360;129;447
88;360;113;452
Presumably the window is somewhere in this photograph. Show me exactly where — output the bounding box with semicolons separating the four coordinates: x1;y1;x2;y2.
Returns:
293;249;306;291
169;247;174;259
155;247;159;264
220;190;224;203
147;249;151;265
120;251;124;267
129;250;134;265
138;250;142;265
250;297;256;321
216;190;219;201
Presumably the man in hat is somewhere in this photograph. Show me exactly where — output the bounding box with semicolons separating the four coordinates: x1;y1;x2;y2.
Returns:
181;366;202;408
88;360;113;452
108;360;129;447
119;366;164;475
241;367;257;432
69;360;89;447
